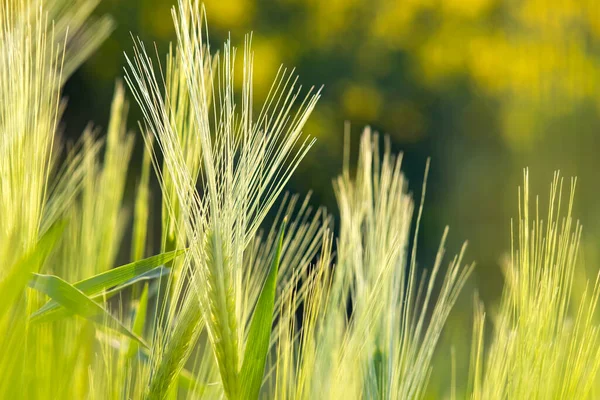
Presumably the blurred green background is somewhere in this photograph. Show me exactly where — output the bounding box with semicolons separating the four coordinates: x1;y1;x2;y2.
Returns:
63;0;600;392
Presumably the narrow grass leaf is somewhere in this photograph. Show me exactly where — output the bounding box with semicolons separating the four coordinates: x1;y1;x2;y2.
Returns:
31;250;184;320
28;273;148;347
31;266;170;323
241;218;287;400
71;250;184;295
103;266;170;297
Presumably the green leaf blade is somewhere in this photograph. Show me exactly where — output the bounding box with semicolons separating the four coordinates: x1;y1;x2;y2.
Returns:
74;249;184;295
31;250;184;321
240;219;286;400
28;273;148;348
30;266;170;324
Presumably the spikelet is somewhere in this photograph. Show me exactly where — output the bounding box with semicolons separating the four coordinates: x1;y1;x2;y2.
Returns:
268;127;473;399
267;128;472;399
330;128;472;399
0;0;113;261
0;0;64;258
125;1;320;397
469;171;600;399
0;0;116;398
271;224;335;400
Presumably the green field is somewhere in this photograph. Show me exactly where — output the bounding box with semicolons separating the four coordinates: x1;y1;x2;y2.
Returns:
1;1;599;398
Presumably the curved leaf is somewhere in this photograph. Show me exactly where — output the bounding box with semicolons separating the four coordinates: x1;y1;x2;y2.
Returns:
32;266;170;323
29;273;148;348
31;250;184;322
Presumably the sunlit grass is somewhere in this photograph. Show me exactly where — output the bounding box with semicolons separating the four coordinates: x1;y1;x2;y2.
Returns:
1;0;599;399
468;171;600;399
